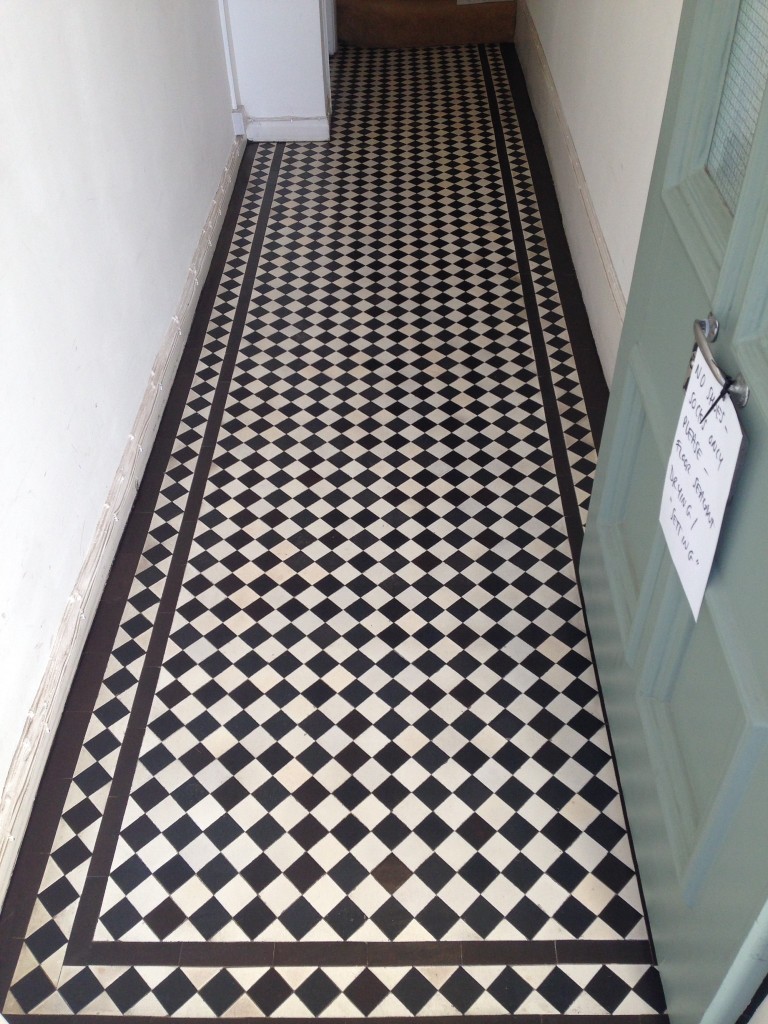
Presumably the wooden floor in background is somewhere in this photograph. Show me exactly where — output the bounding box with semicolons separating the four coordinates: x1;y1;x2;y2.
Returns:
337;0;516;49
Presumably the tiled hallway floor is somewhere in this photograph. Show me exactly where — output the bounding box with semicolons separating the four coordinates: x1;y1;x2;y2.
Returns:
0;44;667;1021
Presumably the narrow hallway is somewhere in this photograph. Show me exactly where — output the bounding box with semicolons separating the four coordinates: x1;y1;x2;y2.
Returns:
0;44;666;1020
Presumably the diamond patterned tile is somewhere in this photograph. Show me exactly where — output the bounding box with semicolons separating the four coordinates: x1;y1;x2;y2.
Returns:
485;47;599;525
0;43;665;1020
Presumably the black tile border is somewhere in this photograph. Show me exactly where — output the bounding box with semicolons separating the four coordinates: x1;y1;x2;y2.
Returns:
479;47;585;566
52;48;617;976
0;43;662;1017
3;1017;666;1024
66;142;286;964
494;46;665;1010
61;49;621;971
66;938;654;969
0;140;260;1000
499;44;609;450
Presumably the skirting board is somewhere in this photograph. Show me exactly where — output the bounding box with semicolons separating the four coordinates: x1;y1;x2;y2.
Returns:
247;116;330;142
0;134;247;911
515;0;625;385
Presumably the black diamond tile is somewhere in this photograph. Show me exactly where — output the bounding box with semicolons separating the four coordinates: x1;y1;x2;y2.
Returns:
144;896;185;939
62;796;101;833
548;851;588;891
371;852;411;893
600;894;643;936
171;777;208;810
414;810;452;847
248;813;284;850
392;967;436;1013
51;835;91;874
554;895;596;937
634;966;668;1012
112;852;152;894
285;852;324;892
294;777;329;810
241;852;281;891
416;896;460;939
59;968;103;1013
296;968;341;1015
593;852;636;892
332;814;368;850
122;814;161;851
542;812;581;851
460;851;499;891
234;896;276;939
441;966;484;1013
155;853;195;893
154;969;196;1014
25;919;67;964
539;965;582;1011
373;812;410;848
281;896;322;939
199;971;245;1015
11;967;57;1013
337;741;370;773
463;894;505;937
106;967;152;1013
38;875;78;916
190;896;231;939
371;895;411;939
585;965;633;1012
329;852;368;893
457;812;495;848
344;968;389;1015
508;894;550;938
326;895;366;939
488;965;534;1012
101;897;142;939
587;812;626;850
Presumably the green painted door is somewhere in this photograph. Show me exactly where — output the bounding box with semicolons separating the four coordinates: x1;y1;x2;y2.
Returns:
581;3;768;1023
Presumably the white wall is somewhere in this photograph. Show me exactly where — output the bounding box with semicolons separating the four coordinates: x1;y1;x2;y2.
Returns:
227;0;331;140
516;0;683;382
0;0;236;896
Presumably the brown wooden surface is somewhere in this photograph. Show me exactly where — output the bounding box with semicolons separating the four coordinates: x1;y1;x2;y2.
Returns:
337;0;516;48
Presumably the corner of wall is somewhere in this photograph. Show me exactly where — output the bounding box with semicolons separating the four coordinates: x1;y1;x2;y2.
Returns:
515;0;625;386
0;135;246;911
246;116;330;142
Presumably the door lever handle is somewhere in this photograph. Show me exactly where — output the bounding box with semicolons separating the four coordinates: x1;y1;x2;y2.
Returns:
692;315;749;408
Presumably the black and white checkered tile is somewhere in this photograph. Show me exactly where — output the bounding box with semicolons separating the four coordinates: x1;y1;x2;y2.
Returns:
484;48;597;524
0;44;665;1020
9;961;664;1017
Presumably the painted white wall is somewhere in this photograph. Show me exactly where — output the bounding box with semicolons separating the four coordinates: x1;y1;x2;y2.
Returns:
517;0;683;382
323;0;338;56
0;1;234;842
227;0;331;140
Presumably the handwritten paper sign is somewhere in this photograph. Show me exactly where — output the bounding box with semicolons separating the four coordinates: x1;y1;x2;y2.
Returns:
660;347;744;619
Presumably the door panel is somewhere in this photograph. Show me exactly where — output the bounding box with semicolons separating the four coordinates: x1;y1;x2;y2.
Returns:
582;2;768;1021
637;585;768;897
707;0;768;214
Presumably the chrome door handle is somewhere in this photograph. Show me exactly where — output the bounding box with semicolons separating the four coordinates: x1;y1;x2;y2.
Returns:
693;315;749;408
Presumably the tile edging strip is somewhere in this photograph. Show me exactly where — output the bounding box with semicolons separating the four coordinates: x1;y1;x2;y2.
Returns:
65;143;287;965
65;938;654;969
478;46;585;566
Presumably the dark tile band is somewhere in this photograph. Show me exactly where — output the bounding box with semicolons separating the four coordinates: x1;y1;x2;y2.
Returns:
0;42;665;1021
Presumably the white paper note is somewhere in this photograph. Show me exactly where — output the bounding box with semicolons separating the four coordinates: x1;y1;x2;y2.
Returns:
660;348;744;619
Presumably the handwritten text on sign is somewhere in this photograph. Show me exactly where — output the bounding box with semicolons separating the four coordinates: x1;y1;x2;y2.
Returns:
660;348;744;619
